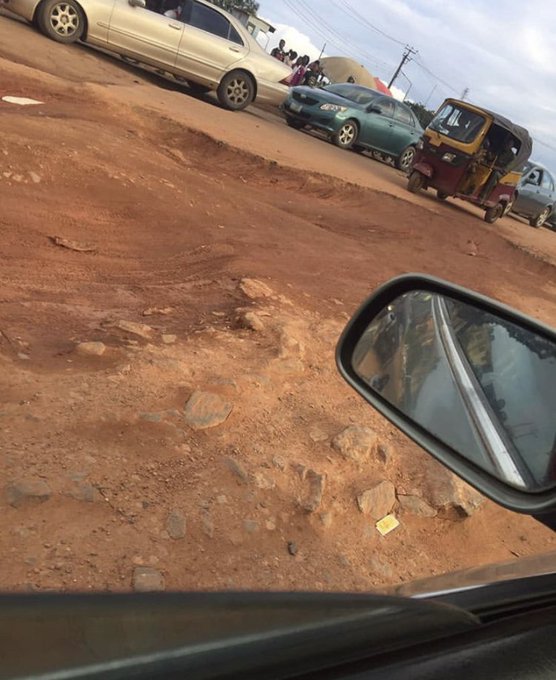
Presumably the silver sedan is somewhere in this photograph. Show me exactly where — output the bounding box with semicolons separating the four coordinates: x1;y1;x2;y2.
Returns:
3;0;291;110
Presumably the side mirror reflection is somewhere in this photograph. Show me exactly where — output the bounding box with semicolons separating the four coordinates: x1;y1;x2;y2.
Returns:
350;291;556;492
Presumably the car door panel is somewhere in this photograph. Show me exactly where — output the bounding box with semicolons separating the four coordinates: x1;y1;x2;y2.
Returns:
516;169;543;215
77;0;114;43
108;0;183;67
389;103;419;155
175;1;249;85
360;98;395;153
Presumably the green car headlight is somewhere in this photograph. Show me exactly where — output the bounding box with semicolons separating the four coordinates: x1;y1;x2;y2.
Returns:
320;103;348;112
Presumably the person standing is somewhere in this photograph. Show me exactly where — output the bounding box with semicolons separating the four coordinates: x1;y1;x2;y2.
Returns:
271;39;287;62
289;55;310;86
284;50;298;68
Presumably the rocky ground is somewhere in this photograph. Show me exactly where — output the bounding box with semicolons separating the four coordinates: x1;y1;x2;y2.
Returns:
1;12;556;594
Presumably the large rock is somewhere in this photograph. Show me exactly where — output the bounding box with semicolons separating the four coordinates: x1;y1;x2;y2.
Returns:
184;391;233;430
166;510;186;539
132;567;165;592
111;320;153;340
398;494;437;518
332;425;378;462
241;311;265;332
240;278;273;299
6;479;52;508
302;470;326;513
75;341;106;357
357;481;396;520
423;465;485;519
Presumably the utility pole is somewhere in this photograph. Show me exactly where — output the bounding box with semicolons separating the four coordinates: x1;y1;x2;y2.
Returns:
388;45;417;89
461;87;469;101
318;42;326;59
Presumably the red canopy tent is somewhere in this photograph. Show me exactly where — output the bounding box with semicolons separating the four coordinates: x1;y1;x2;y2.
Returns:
374;78;393;97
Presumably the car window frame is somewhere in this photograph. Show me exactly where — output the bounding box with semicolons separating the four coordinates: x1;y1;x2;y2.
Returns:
374;97;395;118
541;171;554;192
185;0;245;46
393;102;414;127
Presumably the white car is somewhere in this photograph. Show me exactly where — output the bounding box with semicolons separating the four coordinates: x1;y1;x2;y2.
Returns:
3;0;291;110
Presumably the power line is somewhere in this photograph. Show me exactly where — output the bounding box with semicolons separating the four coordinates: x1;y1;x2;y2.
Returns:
281;0;394;73
337;0;407;47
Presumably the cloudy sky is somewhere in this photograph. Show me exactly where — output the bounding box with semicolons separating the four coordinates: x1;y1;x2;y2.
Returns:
259;0;556;167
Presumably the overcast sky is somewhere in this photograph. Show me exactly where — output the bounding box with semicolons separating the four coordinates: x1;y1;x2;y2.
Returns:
259;0;556;167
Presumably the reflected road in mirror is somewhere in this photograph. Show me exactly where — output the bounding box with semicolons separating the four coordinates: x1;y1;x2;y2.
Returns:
352;292;556;491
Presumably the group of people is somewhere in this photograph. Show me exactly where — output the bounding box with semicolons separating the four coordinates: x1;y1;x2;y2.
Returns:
270;39;324;87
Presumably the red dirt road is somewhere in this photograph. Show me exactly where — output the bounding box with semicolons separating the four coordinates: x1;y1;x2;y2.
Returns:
1;13;555;594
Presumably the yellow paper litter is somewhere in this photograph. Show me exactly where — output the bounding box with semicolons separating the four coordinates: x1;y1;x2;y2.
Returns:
376;515;400;536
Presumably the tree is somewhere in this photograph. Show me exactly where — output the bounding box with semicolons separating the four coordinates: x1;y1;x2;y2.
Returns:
210;0;260;14
406;101;435;129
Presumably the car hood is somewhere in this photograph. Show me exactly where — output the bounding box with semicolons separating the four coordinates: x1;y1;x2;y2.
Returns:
291;86;364;109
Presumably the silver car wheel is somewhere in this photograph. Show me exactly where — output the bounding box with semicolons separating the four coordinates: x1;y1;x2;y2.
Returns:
339;123;356;146
226;78;250;106
535;206;551;227
49;2;80;36
399;146;415;171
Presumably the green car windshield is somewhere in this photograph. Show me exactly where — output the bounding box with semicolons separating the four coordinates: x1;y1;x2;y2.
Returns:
429;103;486;143
324;84;380;106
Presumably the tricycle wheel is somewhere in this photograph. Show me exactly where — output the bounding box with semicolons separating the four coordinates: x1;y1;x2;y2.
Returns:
484;204;504;224
436;190;449;201
407;171;425;194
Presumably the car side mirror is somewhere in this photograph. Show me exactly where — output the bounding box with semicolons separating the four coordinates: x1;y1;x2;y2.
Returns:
366;105;382;114
129;0;146;7
336;274;556;519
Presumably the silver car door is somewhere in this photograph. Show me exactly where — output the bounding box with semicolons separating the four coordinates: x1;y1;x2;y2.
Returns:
175;0;249;85
108;0;183;67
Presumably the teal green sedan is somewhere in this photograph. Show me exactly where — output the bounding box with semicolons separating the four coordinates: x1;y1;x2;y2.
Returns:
282;83;423;171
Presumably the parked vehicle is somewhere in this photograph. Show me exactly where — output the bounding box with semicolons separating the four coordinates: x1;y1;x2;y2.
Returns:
408;98;533;223
3;0;291;110
507;161;555;228
281;83;423;172
3;275;556;680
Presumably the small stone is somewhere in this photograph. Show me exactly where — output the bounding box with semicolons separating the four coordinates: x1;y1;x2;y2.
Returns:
240;278;273;299
279;328;305;359
319;511;333;528
265;519;277;531
287;541;298;556
162;334;177;345
377;444;390;463
357;481;396;520
28;171;41;184
302;470;326;513
332;425;378;462
225;457;248;483
75;342;106;357
166;510;186;539
6;479;52;508
184;391;233;430
132;566;165;592
398;494;437;518
291;463;307;480
243;519;259;534
111;320;153;340
70;482;98;503
241;311;265;331
253;472;275;490
309;427;328;443
202;512;214;538
17;353;30;360
143;306;173;317
272;455;286;470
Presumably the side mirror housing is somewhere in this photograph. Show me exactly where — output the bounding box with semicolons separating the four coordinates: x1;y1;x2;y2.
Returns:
366;105;382;114
336;274;556;518
129;0;146;7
